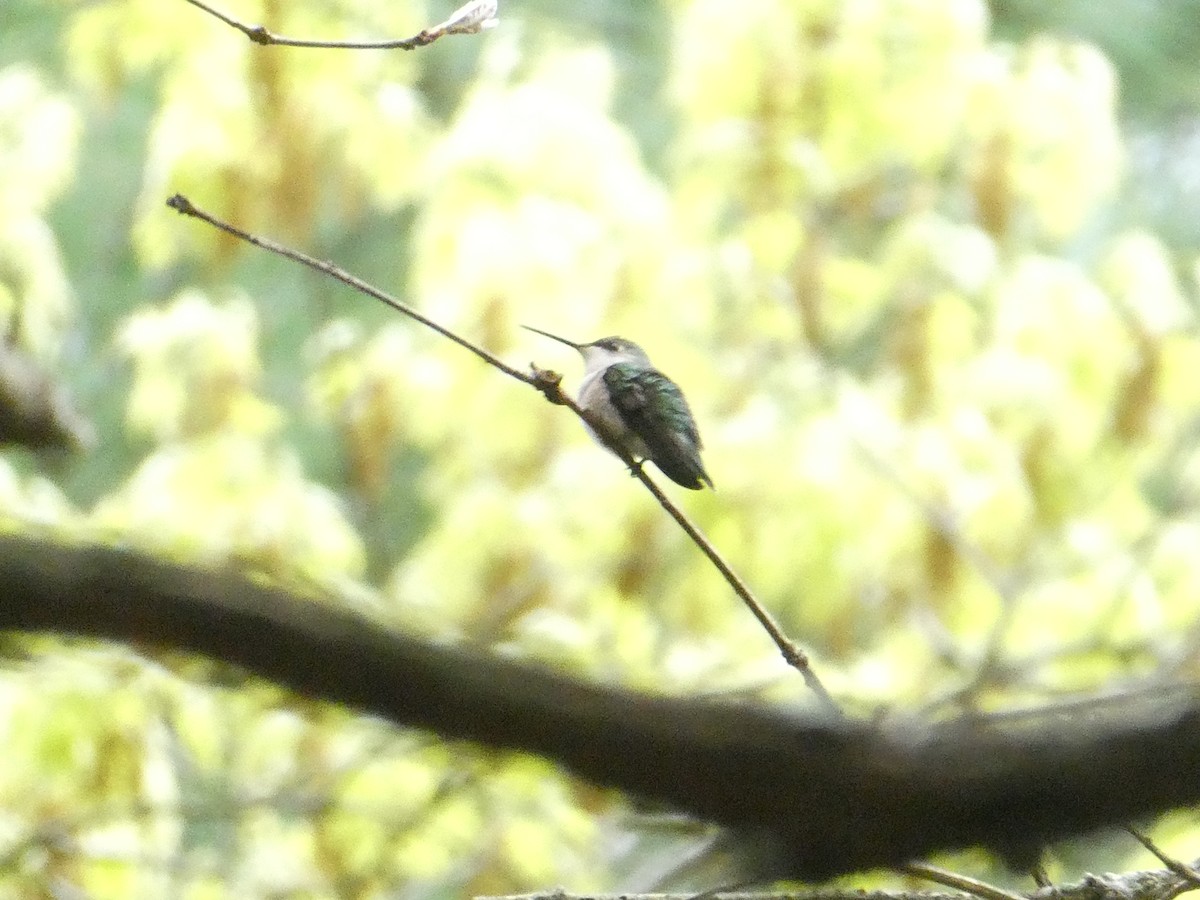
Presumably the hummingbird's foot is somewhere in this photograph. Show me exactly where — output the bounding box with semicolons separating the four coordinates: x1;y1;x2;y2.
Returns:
627;460;647;478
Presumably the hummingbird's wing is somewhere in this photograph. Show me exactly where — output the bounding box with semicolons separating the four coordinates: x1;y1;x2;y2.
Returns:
602;363;713;490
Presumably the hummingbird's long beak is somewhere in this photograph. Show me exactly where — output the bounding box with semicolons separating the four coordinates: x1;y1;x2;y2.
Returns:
521;324;583;351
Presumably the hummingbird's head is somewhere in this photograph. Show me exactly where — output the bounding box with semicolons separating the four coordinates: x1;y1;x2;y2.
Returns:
522;326;651;370
579;336;651;369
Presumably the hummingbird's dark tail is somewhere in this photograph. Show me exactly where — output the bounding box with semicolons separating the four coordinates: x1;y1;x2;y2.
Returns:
656;457;714;491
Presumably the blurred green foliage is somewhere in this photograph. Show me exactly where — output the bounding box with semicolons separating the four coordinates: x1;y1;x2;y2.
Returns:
2;0;1200;896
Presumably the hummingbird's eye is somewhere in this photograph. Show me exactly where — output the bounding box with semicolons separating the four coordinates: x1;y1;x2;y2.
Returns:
603;340;619;351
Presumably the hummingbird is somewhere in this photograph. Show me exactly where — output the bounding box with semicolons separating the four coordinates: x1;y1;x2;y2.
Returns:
523;326;713;490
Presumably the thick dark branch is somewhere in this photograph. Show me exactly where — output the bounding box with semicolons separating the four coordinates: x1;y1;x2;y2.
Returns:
3;535;1200;882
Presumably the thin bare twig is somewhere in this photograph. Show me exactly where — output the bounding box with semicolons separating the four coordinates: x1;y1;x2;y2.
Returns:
165;195;528;380
898;862;1026;900
1125;827;1200;892
483;862;1200;900
180;0;498;50
165;194;840;715
622;448;840;715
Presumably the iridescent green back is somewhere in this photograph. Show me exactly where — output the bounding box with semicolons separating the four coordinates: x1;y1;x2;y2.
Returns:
602;362;712;489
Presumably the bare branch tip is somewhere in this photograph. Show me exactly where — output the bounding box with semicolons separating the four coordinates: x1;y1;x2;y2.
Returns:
166;193;194;215
430;0;499;37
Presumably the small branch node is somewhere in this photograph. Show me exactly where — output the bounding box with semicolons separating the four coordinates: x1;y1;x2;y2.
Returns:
529;365;566;403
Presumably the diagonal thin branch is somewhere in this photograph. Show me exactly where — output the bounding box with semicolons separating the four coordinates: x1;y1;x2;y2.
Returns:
1124;827;1200;893
620;441;840;715
165;194;839;715
165;194;528;380
897;862;1026;900
180;0;498;50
